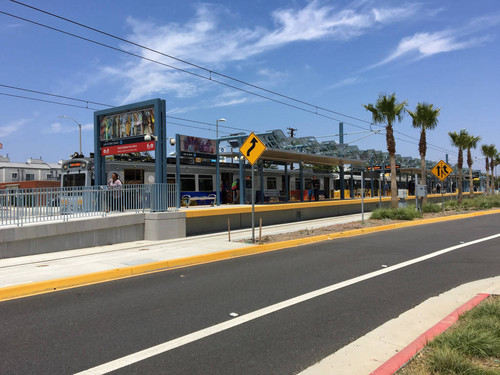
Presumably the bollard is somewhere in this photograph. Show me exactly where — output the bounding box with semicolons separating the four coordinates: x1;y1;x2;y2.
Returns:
228;218;231;242
259;217;262;243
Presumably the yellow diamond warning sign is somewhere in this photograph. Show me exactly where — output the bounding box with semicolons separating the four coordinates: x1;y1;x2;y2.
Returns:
431;160;453;181
239;132;267;165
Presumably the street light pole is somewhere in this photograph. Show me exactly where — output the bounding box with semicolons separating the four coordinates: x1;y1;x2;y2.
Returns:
216;118;226;139
59;115;82;155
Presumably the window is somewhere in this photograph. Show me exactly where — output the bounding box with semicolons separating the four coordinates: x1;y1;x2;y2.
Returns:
11;172;18;179
266;177;277;189
181;174;196;191
46;174;52;180
63;173;86;187
124;169;144;184
25;173;35;181
198;175;213;192
167;174;176;184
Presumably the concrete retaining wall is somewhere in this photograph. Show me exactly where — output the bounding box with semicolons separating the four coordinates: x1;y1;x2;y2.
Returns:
0;214;145;259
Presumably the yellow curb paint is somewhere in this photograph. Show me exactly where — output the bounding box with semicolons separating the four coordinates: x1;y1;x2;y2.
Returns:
1;208;498;302
183;192;482;218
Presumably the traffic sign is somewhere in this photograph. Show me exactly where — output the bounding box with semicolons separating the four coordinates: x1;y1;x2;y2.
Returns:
240;132;267;165
431;160;453;181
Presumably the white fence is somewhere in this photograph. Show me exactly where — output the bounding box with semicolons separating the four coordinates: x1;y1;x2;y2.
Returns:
0;183;178;226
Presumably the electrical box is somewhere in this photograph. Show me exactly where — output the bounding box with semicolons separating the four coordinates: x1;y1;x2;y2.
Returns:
397;189;408;199
416;184;427;197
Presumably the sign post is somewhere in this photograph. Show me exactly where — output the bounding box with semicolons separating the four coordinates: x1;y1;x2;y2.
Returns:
240;132;267;243
431;160;453;213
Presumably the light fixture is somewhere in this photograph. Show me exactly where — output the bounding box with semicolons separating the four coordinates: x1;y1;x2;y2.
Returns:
216;118;226;139
144;134;158;141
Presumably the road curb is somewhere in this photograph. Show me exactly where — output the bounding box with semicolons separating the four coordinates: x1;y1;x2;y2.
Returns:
370;293;491;375
1;209;499;302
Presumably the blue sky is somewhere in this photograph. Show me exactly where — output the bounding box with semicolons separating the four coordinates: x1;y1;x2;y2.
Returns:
0;0;499;170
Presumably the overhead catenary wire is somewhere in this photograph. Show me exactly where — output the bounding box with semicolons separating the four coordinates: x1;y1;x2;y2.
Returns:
0;10;371;131
0;92;101;110
9;0;373;126
0;85;251;133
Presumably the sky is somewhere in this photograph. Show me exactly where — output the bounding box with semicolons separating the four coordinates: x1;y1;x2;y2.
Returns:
0;0;499;171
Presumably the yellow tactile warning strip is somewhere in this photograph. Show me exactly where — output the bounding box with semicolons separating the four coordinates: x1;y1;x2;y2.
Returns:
1;207;498;302
184;192;482;218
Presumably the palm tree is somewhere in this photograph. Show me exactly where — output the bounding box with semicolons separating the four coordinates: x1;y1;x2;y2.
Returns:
481;144;496;194
463;134;481;197
407;103;440;202
364;93;407;208
449;130;469;203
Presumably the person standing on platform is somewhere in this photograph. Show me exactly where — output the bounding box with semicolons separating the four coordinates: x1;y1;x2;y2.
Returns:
107;172;123;211
312;175;320;201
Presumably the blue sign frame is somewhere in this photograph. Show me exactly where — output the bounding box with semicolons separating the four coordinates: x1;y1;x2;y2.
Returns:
94;98;166;185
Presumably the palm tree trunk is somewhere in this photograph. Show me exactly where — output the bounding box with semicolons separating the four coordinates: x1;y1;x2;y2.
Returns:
469;167;474;198
458;148;463;204
485;159;490;195
491;164;495;194
420;155;427;204
390;154;397;208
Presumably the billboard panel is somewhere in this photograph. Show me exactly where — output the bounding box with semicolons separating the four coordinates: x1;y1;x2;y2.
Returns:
100;107;155;143
179;135;216;159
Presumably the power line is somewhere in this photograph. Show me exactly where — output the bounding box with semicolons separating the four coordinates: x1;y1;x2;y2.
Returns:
0;83;110;107
0;92;101;110
10;0;373;126
2;9;371;129
0;84;251;133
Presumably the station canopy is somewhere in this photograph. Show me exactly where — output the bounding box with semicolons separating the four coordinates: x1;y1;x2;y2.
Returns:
219;129;436;170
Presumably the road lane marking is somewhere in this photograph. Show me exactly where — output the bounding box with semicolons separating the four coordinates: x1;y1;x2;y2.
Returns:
75;233;500;375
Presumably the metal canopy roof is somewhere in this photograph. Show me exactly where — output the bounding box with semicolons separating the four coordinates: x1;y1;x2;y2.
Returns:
259;148;365;166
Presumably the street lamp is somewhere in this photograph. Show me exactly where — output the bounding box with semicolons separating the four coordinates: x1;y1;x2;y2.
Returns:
59;115;82;155
216;118;226;139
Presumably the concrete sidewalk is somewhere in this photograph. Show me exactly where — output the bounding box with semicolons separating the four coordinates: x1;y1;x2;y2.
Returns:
0;213;369;288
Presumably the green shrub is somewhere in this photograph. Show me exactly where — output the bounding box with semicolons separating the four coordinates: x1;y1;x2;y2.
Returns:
444;200;459;211
371;207;422;220
422;203;441;213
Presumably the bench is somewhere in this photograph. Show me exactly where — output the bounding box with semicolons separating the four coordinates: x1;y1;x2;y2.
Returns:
182;194;217;208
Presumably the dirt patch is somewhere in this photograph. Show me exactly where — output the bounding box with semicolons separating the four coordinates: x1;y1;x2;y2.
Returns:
244;209;495;244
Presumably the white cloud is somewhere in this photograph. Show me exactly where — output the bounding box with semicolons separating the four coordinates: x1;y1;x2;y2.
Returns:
44;122;93;134
371;14;500;68
0;119;27;137
99;1;420;104
329;77;362;89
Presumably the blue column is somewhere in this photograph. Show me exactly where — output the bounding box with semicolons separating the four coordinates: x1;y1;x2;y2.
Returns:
284;163;289;203
154;99;167;185
299;162;304;202
94;112;106;186
216;139;220;206
259;162;264;203
350;168;354;199
340;165;345;200
175;133;181;208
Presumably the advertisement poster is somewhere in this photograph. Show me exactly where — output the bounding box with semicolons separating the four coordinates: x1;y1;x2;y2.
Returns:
179;135;216;159
100;107;155;142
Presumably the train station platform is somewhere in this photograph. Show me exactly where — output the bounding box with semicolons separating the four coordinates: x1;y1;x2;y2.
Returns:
0;192;473;259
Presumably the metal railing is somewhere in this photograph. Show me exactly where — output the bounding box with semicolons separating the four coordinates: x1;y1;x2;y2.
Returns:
0;183;178;227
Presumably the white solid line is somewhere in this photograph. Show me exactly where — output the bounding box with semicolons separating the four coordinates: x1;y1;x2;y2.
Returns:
75;233;500;375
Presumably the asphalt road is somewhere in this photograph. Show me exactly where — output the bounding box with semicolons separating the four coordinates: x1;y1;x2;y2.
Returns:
1;213;499;374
